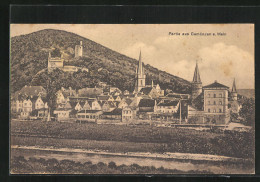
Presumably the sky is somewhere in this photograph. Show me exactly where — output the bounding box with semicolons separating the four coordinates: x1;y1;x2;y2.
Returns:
10;24;255;89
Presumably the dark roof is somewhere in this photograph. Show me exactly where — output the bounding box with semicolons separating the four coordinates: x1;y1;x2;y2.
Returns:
158;100;179;107
124;98;133;105
103;108;122;115
139;99;155;107
140;87;153;95
29;96;39;103
203;81;229;89
69;102;78;108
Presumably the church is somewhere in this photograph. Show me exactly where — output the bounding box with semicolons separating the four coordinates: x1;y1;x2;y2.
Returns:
133;50;164;98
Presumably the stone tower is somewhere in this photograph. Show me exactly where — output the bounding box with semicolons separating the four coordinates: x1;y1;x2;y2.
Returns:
75;41;83;57
135;50;146;92
191;61;202;100
231;78;238;101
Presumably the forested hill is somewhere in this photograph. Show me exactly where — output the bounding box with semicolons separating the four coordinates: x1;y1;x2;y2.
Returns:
10;29;191;94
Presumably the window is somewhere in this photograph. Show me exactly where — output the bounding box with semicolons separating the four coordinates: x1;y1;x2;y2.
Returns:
208;94;210;98
214;101;216;105
219;93;222;98
208;109;210;113
86;115;89;118
219;101;222;105
208;101;210;105
24;103;27;106
214;94;216;98
219;109;222;113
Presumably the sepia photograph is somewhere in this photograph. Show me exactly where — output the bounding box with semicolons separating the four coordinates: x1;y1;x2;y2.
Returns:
10;24;255;174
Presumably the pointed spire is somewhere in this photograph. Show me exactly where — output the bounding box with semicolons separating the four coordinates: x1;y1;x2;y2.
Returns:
151;80;154;87
232;78;237;92
48;51;51;58
192;60;201;83
138;49;143;75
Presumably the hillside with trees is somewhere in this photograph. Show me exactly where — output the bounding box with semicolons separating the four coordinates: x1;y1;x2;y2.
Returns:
10;29;192;95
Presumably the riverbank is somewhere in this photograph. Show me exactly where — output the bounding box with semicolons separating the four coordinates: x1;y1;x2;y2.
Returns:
11;120;254;158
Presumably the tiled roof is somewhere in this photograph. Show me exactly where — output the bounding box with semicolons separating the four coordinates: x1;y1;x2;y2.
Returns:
139;99;155;107
103;108;122;115
140;87;153;95
203;81;229;89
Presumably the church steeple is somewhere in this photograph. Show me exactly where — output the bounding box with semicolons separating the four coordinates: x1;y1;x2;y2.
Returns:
191;60;202;102
135;50;146;92
193;60;201;83
137;50;143;76
231;78;238;101
232;78;237;92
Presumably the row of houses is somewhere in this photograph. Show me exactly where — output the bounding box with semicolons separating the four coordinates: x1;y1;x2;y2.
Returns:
11;86;49;119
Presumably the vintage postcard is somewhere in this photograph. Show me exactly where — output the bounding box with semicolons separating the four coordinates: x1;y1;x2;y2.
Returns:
10;24;255;174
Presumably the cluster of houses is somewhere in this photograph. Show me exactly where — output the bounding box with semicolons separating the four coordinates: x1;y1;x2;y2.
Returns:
11;45;242;125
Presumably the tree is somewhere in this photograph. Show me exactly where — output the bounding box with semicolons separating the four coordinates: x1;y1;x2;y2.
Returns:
239;98;255;126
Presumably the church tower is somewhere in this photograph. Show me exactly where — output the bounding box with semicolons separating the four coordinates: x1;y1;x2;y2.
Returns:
135;50;146;92
191;61;202;100
231;78;238;101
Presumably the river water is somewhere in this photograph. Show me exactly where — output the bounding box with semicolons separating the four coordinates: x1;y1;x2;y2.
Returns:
11;147;254;174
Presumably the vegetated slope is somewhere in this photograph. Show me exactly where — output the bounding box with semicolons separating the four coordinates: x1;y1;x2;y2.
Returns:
10;29;191;94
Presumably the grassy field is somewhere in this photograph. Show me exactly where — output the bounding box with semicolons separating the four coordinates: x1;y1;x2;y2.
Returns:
11;120;254;158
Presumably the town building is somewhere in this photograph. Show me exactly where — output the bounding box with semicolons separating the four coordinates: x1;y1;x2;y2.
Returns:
76;110;102;123
122;106;134;122
203;81;230;124
138;99;156;120
101;108;122;120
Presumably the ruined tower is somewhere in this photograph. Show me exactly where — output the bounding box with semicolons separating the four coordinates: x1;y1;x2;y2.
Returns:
75;41;83;57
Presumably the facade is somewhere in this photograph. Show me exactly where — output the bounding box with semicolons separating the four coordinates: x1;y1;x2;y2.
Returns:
76;110;102;122
203;81;230;124
135;51;146;92
53;108;72;121
75;41;83;57
122;107;134;122
156;100;180;114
